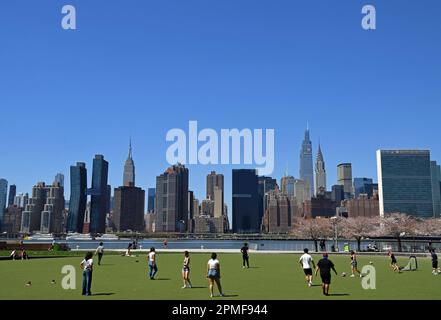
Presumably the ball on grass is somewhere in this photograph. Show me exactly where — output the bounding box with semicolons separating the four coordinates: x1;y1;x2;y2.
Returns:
369;261;373;265
341;272;347;277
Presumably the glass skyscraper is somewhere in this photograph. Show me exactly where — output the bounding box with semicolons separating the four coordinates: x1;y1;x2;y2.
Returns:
147;188;156;213
299;126;314;196
88;155;109;234
67;162;87;233
8;184;16;207
232;169;260;233
431;161;441;218
377;150;434;218
353;178;374;198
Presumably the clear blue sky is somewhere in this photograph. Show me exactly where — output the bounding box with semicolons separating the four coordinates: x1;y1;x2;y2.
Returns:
1;0;440;222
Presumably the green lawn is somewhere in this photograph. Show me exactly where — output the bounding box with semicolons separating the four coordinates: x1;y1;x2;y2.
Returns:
0;253;440;300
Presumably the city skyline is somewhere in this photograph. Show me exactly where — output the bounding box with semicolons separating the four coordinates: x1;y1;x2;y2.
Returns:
1;1;441;224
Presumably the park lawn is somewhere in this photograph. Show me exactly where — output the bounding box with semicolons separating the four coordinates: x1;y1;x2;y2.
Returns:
0;253;439;300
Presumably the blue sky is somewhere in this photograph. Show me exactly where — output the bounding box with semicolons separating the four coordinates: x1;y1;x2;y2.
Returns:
1;0;440;221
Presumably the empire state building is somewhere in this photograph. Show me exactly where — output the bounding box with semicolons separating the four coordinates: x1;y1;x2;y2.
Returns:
123;140;135;187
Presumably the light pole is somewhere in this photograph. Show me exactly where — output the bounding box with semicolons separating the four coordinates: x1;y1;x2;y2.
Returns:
330;216;338;252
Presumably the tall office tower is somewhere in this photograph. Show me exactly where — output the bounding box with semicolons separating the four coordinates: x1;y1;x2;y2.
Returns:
89;155;109;234
299;125;314;196
54;173;65;187
353;178;374;198
377;150;434;218
40;181;65;233
8;185;16;207
337;163;354;198
213;187;223;218
0;179;8;226
155;164;189;233
206;171;224;213
294;179;311;208
430;161;441;218
67;162;87;233
187;191;195;232
280;175;295;196
2;205;22;233
21;183;47;233
113;186;145;232
14;193;29;208
331;184;345;205
123;140;135;187
258;176;278;225
232;169;260;233
262;189;296;233
314;143;327;195
147;188;156;213
201;199;215;216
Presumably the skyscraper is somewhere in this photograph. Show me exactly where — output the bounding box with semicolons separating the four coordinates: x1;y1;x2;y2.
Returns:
14;193;29;208
54;173;65;187
299;125;314;196
88;155;109;234
40;181;65;233
262;189;296;233
280;175;295;197
123;140;135;187
21;182;47;233
314;143;326;195
353;177;374;198
113;186;145;232
67;162;87;233
377;150;434;218
147;188;156;213
232;169;260;233
258;176;278;226
8;184;16;207
337;163;353;198
430;161;441;218
206;171;224;215
0;179;8;227
155;164;189;232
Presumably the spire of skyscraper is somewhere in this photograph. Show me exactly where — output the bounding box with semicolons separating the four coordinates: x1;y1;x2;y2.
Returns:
299;125;314;195
123;140;135;187
315;141;326;195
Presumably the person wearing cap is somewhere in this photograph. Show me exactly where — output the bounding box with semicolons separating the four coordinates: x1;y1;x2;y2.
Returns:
315;252;337;296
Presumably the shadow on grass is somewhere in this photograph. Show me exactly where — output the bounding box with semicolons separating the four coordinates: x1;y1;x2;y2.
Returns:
92;293;116;296
328;293;350;297
152;278;171;281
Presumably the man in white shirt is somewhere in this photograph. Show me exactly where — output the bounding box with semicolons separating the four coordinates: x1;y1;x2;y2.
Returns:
299;248;316;287
95;242;104;265
148;248;158;280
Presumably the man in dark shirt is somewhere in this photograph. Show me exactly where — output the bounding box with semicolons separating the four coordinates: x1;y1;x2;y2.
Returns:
241;243;250;269
431;249;439;275
315;252;337;296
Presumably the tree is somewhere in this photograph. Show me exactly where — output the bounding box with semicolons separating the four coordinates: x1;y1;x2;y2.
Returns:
292;218;333;252
341;217;379;252
380;213;418;252
416;218;441;237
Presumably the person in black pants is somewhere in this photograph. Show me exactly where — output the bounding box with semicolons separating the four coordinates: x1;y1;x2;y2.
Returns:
315;252;337;296
241;243;250;269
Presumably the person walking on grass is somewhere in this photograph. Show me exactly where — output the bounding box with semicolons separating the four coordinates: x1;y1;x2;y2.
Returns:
299;248;315;287
241;243;250;269
207;253;224;298
431;249;439;275
148;247;158;280
181;251;193;289
350;250;362;278
80;252;94;296
388;251;400;272
95;242;104;266
315;252;337;296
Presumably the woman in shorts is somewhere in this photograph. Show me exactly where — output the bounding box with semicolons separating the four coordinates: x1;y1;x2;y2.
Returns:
182;251;193;289
350;250;362;278
207;253;224;298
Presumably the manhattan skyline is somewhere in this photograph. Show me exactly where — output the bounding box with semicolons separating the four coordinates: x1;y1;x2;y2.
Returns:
1;0;441;222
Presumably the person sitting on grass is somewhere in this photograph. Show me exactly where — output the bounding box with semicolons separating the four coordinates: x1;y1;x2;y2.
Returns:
10;250;17;260
388;251;400;272
315;252;337;296
20;248;29;260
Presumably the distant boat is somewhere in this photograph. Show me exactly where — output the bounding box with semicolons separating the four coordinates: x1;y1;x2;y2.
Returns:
66;233;93;241
27;233;54;241
95;234;119;241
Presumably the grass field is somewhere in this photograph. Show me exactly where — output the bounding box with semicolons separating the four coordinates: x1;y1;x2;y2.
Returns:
0;252;440;300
